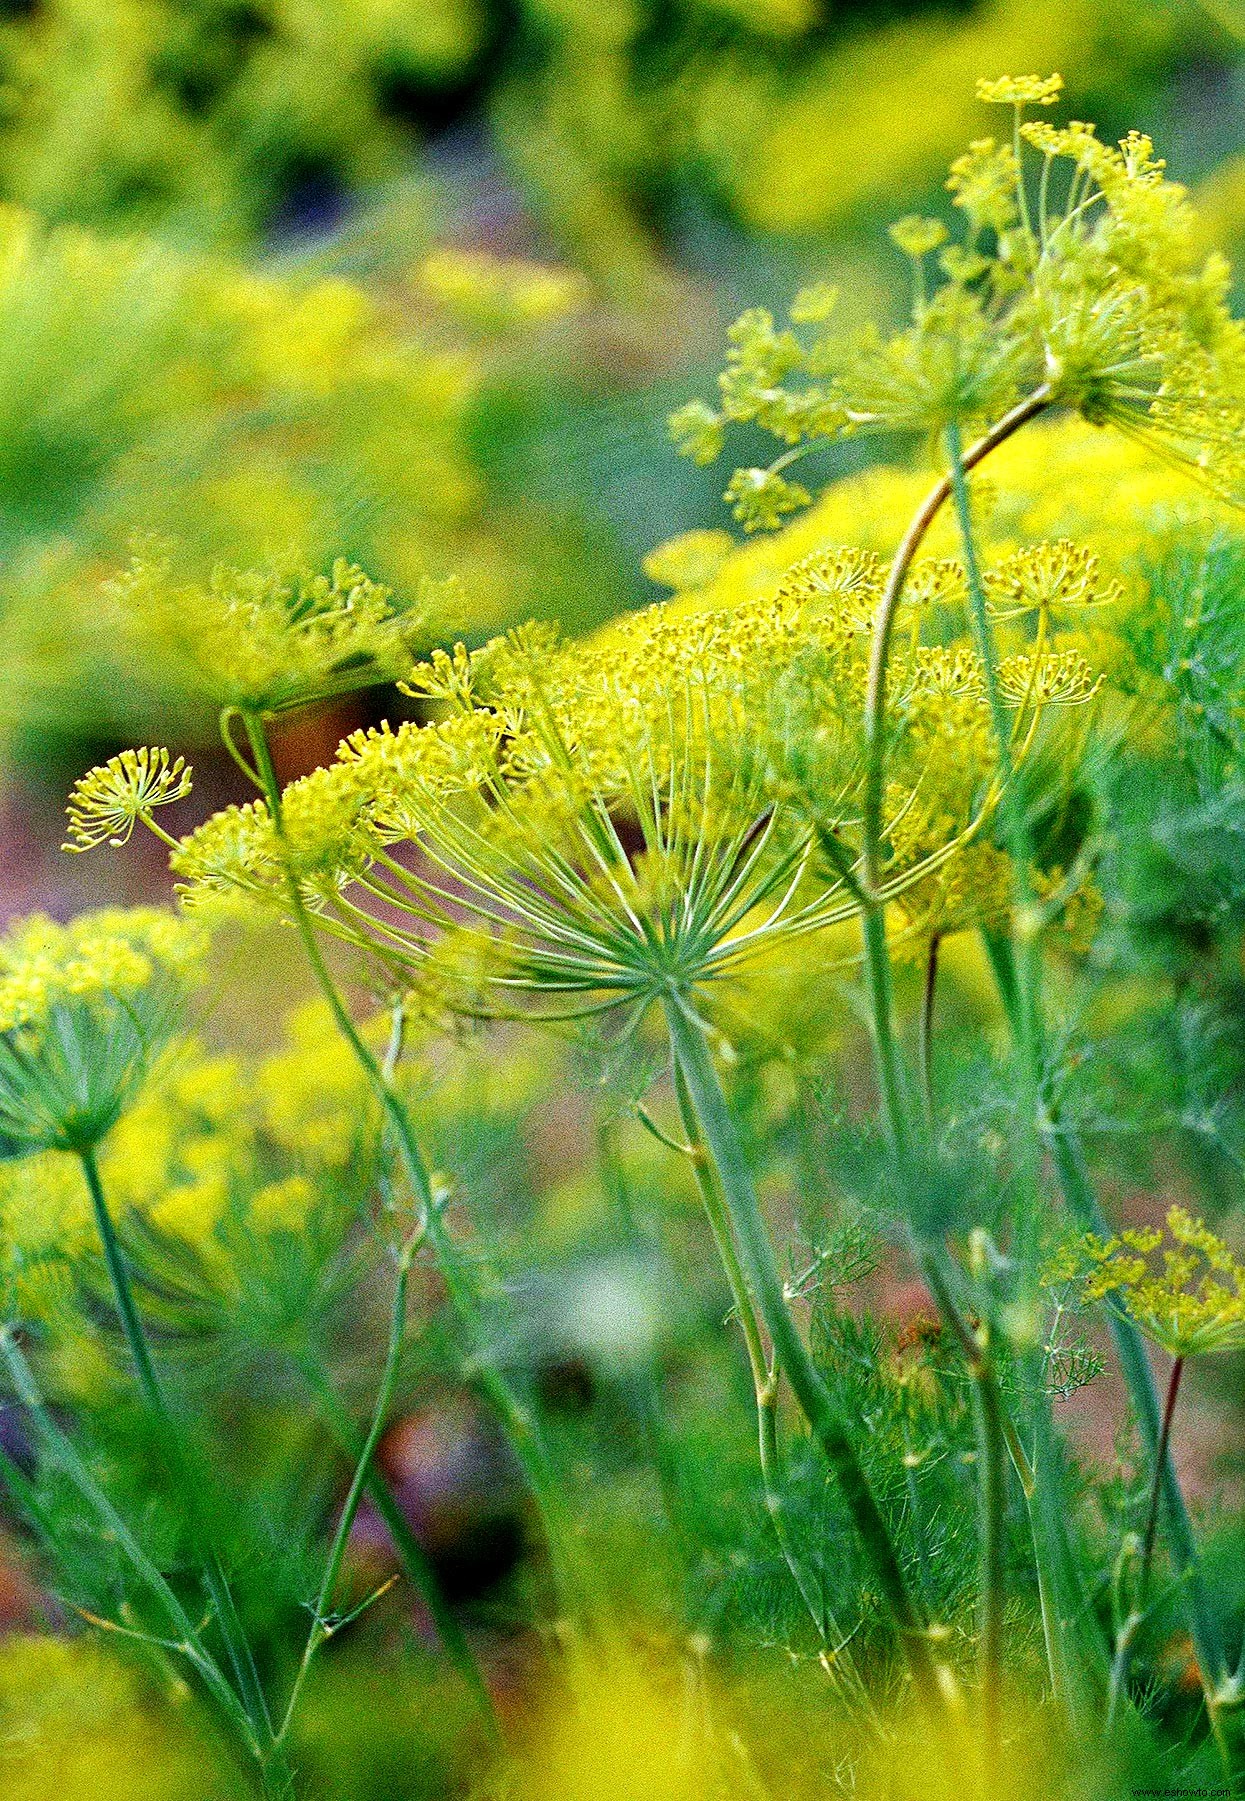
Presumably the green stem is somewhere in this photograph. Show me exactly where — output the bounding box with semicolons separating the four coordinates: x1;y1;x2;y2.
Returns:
1025;1396;1107;1729
918;933;941;1123
943;421;1113;1737
861;903;911;1159
239;710;590;1626
1107;1356;1185;1730
662;993;949;1718
272;1242;416;1771
77;1147;278;1774
671;1068;854;1666
295;1355;499;1739
1141;1356;1185;1590
80;1145;163;1415
0;1326;260;1763
945;420;1043;1186
920;1253;1006;1751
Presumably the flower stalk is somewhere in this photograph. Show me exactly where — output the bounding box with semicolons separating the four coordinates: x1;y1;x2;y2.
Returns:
78;1145;282;1788
239;708;593;1630
662;990;950;1717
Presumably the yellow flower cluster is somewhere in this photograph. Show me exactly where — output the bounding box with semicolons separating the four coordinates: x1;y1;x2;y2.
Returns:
162;522;1106;1007
679;84;1245;532
0;909;204;1159
0;909;201;1037
1051;1207;1245;1358
63;747;192;851
106;552;423;717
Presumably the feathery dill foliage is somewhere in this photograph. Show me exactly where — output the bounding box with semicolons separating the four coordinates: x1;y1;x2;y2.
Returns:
676;74;1245;530
0;910;203;1157
32;69;1245;1801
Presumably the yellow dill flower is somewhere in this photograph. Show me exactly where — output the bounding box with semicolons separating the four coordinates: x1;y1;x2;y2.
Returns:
0;910;203;1155
680;85;1245;529
984;541;1122;622
108;550;424;716
976;73;1064;108
1051;1207;1245;1358
177;587;906;1016
169;802;280;909
63;747;192;851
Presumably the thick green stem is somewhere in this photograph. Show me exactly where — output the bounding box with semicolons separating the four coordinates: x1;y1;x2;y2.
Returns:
671;1067;853;1663
240;710;589;1625
663;994;949;1718
80;1146;164;1415
920;1253;1007;1751
860;903;911;1159
78;1146;278;1775
859;397;1100;1742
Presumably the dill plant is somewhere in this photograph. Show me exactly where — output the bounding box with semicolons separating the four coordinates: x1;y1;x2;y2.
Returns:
35;71;1245;1799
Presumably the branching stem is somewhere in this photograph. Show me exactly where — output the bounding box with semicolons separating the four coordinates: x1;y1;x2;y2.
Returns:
239;709;591;1629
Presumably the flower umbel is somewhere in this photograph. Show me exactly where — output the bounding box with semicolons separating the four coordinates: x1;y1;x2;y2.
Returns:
677;82;1245;529
0;910;203;1156
1050;1207;1245;1358
64;748;192;851
108;551;424;716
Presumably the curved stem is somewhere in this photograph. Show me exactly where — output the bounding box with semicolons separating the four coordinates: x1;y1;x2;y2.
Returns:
662;993;950;1719
78;1147;278;1775
861;386;1052;893
272;1242;416;1770
294;1354;499;1739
